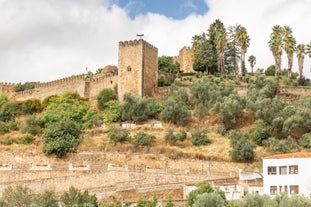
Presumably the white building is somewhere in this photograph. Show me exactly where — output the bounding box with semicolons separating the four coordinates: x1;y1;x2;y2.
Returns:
263;152;311;197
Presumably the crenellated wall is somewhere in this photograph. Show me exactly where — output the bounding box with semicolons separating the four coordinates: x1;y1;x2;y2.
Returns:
175;46;195;73
0;70;119;102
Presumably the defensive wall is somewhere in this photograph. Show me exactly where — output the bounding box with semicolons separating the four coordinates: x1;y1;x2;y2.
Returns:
173;46;195;73
0;68;118;102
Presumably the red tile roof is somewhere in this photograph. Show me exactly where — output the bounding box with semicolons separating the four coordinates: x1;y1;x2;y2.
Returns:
263;152;311;159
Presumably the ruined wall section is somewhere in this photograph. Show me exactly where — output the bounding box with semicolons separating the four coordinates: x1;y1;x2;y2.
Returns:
14;74;86;101
176;46;195;73
142;41;158;97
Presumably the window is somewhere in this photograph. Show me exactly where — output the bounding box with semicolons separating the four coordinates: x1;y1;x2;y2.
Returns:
127;66;132;72
290;185;299;194
279;166;287;175
268;166;277;175
289;165;298;174
270;186;277;195
284;186;288;193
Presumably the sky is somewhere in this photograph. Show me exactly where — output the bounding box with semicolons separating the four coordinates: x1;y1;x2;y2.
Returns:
0;0;311;83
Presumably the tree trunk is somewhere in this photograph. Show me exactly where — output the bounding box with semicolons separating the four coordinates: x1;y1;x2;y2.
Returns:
287;54;293;79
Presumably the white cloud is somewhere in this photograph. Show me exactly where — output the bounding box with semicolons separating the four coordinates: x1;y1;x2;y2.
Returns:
0;0;310;83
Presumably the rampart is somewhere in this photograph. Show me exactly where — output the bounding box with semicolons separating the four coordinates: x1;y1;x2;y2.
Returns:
174;46;195;73
0;69;118;102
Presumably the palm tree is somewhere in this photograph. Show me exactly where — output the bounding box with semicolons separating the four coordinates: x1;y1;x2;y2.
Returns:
306;41;311;69
248;55;256;74
283;26;296;79
296;44;305;79
210;19;227;75
268;25;284;77
236;25;250;75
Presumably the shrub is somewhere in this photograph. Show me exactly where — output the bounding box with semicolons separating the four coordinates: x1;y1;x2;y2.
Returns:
216;125;227;136
121;94;161;122
250;120;271;145
165;129;178;144
103;100;121;123
299;133;311;149
188;183;225;207
108;127;130;144
43;119;82;158
191;127;209;146
21;115;42;135
160;98;191;126
193;192;225;207
2;185;33;207
229;131;255;162
132;131;155;146
177;130;187;141
239;193;275;207
97;88;118;111
61;186;98;207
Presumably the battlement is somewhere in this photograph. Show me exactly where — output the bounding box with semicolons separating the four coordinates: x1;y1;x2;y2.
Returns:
119;39;158;53
179;46;193;52
36;74;85;89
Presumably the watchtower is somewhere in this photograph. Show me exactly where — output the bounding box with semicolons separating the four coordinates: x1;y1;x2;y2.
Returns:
118;39;158;101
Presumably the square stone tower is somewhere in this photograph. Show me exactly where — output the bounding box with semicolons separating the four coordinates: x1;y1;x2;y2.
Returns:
118;39;158;101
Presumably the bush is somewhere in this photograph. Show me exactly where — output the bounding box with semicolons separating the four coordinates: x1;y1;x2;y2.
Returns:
132;131;155;146
61;186;98;207
165;129;187;144
229;131;255;162
239;193;275;207
103;100;121;123
250;120;271;145
2;185;33;207
97;88;118;111
191;127;209;146
193;192;225;207
165;129;178;144
0;121;18;134
188;183;225;207
108;127;130;144
121;94;161;122
21;115;42;135
39;93;97;130
43;119;82;158
299;133;311;149
160;98;191;126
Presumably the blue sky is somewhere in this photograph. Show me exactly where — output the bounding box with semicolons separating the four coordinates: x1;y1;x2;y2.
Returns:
114;0;209;19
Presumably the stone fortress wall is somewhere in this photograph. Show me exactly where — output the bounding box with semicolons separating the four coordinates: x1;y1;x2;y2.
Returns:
173;46;195;73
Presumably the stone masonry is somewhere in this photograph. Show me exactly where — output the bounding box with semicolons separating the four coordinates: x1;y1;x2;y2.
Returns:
118;39;158;101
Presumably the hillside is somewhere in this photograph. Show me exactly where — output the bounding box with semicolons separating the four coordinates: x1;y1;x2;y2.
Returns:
0;74;311;205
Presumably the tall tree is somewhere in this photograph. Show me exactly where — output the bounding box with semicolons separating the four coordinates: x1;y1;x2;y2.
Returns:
248;55;256;74
209;19;227;75
235;25;250;75
268;25;284;77
192;33;216;73
226;25;240;74
306;41;311;70
296;44;305;79
283;26;297;78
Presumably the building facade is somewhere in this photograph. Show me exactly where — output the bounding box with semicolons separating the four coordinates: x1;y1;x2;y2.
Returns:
262;152;311;197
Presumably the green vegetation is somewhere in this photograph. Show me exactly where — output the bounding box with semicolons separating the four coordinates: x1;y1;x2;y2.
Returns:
132;131;156;146
108;127;131;144
43;118;82;158
158;56;180;73
14;82;38;92
97;88;118;111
